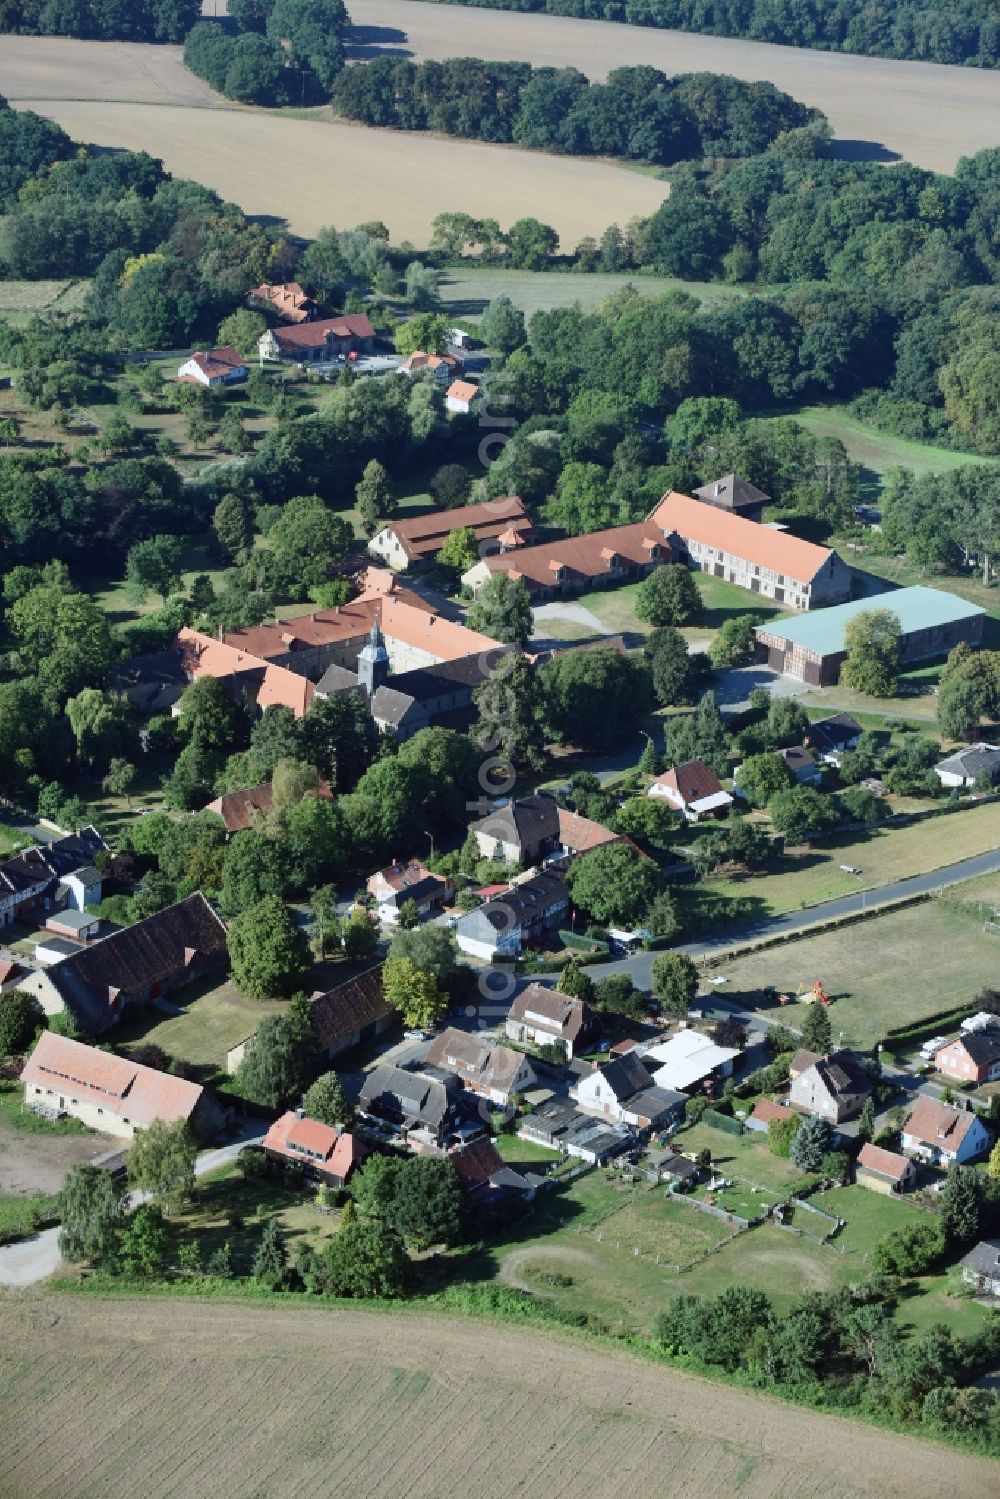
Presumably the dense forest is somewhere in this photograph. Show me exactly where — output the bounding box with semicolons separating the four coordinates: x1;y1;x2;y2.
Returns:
414;0;1000;68
330;60;813;164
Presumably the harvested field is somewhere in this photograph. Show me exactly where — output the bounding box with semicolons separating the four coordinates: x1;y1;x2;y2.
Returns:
355;0;1000;173
0;35;219;104
17;100;668;245
2;1294;995;1498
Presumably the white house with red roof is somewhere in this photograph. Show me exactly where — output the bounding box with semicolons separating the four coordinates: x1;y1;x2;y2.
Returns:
648;760;733;822
176;346;248;388
445;379;479;414
258;313;375;364
901;1095;992;1167
263;1111;365;1187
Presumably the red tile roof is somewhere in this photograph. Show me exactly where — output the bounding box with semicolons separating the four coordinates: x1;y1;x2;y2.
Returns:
651;491;833;585
449;1137;504;1188
211;595;499;666
857;1142;911;1181
750;1099;791;1127
446;379;478;403
309;965;393;1053
904;1095;982;1151
263;1111;364;1179
268;313;375;352
204;780;331;833
652;759;726;806
556;806;620;855
178;346;246;383
249;282;315;322
468;521;669;593
21;1031;207;1128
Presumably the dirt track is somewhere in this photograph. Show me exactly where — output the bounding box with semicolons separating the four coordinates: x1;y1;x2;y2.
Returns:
1;1294;995;1498
354;0;1000;172
14;99;667;244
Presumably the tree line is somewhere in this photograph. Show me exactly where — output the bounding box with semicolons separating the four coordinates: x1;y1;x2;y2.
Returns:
330;60;813;166
415;0;1000;68
0;0;200;42
183;0;350;107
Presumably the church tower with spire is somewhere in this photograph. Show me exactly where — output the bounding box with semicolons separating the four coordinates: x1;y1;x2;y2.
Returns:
357;617;390;696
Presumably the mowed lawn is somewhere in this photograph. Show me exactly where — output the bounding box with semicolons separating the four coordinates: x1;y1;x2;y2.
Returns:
711;891;1000;1048
702;800;1000;919
109;977;285;1074
809;1184;928;1259
574;570;790;643
790;403;1000;484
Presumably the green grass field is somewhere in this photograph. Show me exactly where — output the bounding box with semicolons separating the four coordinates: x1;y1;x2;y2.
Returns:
702;799;1000;921
437;267;749;320
567;570;790;644
0;1191;58;1245
791;403;1000;485
808;1184;927;1259
673;1122;815;1196
172;1164;339;1273
108;978;286;1076
709;886;1000;1048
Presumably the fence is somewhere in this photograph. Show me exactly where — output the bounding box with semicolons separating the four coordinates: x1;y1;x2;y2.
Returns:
701;1108;743;1136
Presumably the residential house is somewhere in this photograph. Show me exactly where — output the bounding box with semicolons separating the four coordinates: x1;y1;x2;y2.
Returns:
934;743;1000;790
263;1112;365;1187
20;893;228;1036
756;587;985;686
425;1028;536;1106
258;313;375;364
0;827;106;930
449;1137;506;1193
203;779;333;835
357;1064;465;1144
648;760;734;822
805;714;863;766
789;1050;872;1124
368;496;532;572
646;1149;703;1190
445;379;478;413
651;490;851;610
959;1239;1000;1297
555;807;626;861
788;1048;821;1081
856;1142;918;1195
20;1031;224;1141
692;473;769;522
934;1028;1000;1086
576;1053;654;1121
248;281;316;322
470;794;562;866
176;346;247;388
398;351;460;382
745;1098;794;1134
460;521;671;600
901;1095;992;1167
505;983;596;1059
367;860;453;925
639;1030;738;1095
454;871;570;961
779;746;822;786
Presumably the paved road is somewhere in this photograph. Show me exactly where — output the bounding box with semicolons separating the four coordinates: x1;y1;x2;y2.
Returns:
0;1128;264;1289
552;846;1000;992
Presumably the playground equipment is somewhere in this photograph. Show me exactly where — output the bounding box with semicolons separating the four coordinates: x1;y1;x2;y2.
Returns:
800;980;830;1007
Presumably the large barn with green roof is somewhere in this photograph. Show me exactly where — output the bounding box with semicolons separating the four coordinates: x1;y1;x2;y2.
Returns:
754;586;985;685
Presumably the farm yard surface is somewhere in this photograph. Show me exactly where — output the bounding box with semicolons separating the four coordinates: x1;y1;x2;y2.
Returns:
11;100;668;246
356;0;1000;173
3;1295;995;1499
707;882;1000;1049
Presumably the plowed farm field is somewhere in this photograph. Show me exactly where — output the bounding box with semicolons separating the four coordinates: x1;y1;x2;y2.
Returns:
11;99;668;245
1;1294;994;1498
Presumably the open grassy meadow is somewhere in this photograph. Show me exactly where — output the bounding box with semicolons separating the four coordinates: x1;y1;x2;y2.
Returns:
19;99;669;246
438;267;742;319
702;799;1000;921
709;886;1000;1048
6;1295;993;1499
791;404;1000;486
358;0;1000;173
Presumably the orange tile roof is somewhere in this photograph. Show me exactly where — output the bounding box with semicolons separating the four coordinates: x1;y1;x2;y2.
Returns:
203;779;332;833
447;379;479;403
652;760;726;806
249;282;315;322
263;1111;364;1179
178;346;246;382
21;1031;206;1129
556;807;620;854
176;629;317;718
651;491;833;585
469;521;669;591
750;1099;791;1126
904;1094;982;1150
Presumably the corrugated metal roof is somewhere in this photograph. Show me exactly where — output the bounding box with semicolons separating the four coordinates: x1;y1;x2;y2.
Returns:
757;586;984;657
